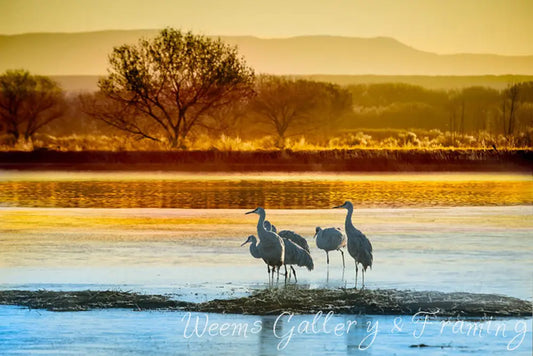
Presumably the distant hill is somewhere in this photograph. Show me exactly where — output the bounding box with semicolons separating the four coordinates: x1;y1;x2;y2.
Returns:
2;30;533;78
50;74;533;93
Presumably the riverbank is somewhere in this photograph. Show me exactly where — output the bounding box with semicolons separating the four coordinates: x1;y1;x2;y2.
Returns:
0;148;531;171
1;288;530;317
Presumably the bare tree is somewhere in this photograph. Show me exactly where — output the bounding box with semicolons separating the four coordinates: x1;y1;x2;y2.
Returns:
503;84;520;136
251;76;351;147
251;76;313;146
0;69;65;144
86;28;255;148
199;99;249;138
314;82;353;137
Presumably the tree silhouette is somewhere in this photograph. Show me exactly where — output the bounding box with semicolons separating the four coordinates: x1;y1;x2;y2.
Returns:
90;28;255;148
0;69;65;144
251;76;351;147
503;84;520;136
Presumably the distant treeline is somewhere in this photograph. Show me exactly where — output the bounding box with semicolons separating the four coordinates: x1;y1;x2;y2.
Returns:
44;80;533;146
347;82;533;135
2;75;533;151
297;74;533;91
49;74;533;93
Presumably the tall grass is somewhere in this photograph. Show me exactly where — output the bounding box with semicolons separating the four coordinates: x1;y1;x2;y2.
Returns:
1;129;531;152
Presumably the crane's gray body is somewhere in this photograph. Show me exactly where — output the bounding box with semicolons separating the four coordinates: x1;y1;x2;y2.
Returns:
260;220;313;281
278;230;311;253
283;238;314;271
315;227;346;252
314;226;347;267
334;201;373;288
345;223;373;271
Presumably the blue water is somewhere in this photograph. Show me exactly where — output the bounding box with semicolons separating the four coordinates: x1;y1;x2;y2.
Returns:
1;307;531;355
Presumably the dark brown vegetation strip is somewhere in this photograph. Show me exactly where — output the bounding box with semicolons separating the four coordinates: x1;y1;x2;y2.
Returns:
0;290;194;312
1;288;530;316
191;288;532;317
0;149;531;171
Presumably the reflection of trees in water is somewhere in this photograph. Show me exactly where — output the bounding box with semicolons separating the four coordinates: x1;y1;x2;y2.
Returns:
0;179;530;208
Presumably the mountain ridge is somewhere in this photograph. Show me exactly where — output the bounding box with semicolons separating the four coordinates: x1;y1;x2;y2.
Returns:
1;30;532;76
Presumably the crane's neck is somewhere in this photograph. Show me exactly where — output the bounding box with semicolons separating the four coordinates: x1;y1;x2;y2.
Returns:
249;236;259;256
344;206;354;232
256;210;267;239
250;236;258;248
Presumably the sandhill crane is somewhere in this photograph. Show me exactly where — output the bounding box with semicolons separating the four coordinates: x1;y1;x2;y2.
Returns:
245;207;285;281
264;220;310;253
241;235;270;274
278;230;310;253
264;220;313;281
282;238;313;282
242;234;313;283
333;201;373;289
263;220;277;233
241;235;261;258
314;226;347;267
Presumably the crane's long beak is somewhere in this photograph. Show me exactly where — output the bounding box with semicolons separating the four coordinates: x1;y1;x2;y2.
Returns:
240;240;250;246
332;204;343;209
245;210;255;215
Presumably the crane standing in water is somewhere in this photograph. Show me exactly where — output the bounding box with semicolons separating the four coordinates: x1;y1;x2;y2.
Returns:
241;235;270;275
333;201;373;289
265;220;313;281
245;207;285;282
314;226;347;267
241;233;313;282
281;237;313;282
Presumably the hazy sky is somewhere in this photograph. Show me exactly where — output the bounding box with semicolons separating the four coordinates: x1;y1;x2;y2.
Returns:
1;0;532;55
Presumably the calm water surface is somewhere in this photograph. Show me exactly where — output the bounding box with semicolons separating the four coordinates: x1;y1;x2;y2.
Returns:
1;307;531;355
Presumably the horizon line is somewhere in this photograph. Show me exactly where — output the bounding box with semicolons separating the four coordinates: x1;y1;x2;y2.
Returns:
1;29;532;57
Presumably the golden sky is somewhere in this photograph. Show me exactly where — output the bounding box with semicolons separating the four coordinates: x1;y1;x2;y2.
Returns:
1;0;532;55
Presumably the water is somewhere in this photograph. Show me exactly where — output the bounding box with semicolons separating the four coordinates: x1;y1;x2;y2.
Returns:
1;207;532;299
0;171;531;208
0;171;532;354
1;307;531;355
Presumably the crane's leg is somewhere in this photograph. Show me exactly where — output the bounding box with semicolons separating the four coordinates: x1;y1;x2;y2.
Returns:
355;262;359;290
362;269;365;289
339;249;345;269
284;265;289;281
291;266;297;283
326;251;330;265
277;266;280;282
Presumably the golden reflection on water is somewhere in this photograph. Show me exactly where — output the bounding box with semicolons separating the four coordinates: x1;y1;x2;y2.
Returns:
0;171;531;208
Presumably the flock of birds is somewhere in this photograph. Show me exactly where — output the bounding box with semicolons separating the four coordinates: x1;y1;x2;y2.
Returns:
241;201;373;289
